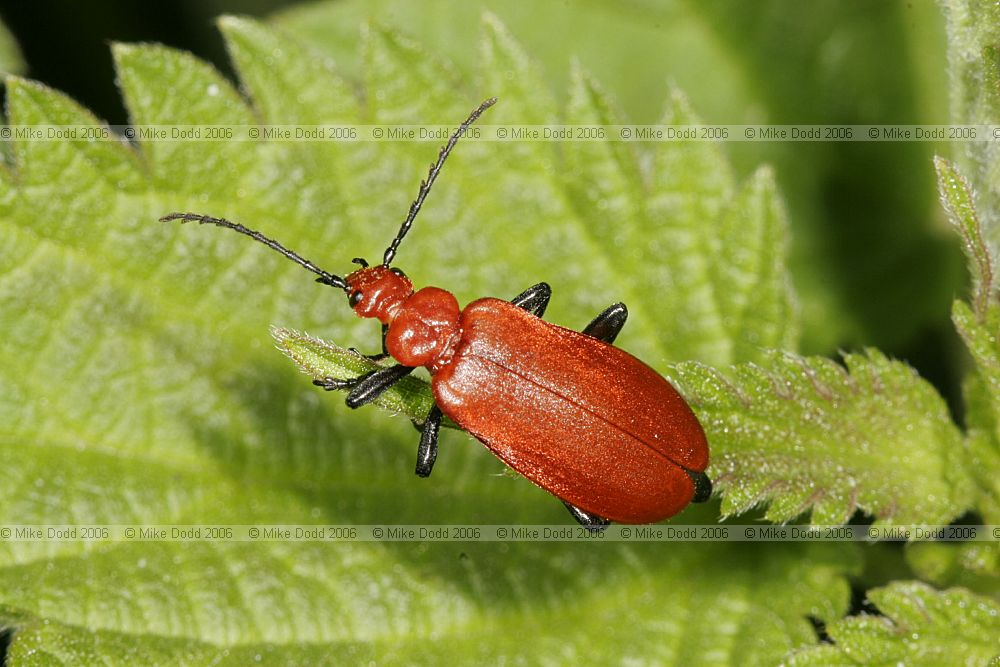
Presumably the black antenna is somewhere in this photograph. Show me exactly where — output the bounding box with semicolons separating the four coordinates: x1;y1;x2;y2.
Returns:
159;212;348;290
382;97;497;266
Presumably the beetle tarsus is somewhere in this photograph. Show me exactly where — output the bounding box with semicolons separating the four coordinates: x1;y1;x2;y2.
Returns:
313;377;358;391
510;282;552;318
687;470;713;503
347;323;389;360
415;405;443;477
349;347;390;362
563;502;611;531
313;364;415;409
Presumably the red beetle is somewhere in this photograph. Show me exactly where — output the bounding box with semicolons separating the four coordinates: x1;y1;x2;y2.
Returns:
162;98;711;528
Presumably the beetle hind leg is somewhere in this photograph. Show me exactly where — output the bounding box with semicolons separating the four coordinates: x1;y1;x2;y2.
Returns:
510;282;552;318
563;502;611;532
582;303;628;344
687;470;713;503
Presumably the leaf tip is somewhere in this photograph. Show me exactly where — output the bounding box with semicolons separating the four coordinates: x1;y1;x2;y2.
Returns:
110;41;138;61
934;155;995;316
752;162;777;184
270;325;292;344
661;83;701;125
3;74;47;98
567;58;602;98
215;14;245;31
480;9;505;31
479;11;521;61
3;72;26;89
216;14;267;46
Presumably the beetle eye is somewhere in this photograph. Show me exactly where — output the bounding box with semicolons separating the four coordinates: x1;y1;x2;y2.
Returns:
349;291;363;307
390;267;407;278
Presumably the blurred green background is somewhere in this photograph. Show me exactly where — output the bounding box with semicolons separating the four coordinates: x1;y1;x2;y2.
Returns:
0;2;988;661
0;0;964;402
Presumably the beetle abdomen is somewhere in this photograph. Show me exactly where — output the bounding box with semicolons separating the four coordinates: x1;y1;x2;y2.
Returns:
432;298;709;523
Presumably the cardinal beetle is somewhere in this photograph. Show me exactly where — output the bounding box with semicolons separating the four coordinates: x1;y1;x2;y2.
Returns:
161;97;711;529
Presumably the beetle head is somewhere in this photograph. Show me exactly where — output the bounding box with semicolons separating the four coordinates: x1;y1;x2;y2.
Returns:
344;262;413;323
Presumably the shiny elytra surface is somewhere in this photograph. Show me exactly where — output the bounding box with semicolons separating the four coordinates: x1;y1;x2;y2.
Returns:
432;298;710;524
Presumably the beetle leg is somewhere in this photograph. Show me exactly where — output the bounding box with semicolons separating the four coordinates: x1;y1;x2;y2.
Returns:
348;347;390;361
687;470;713;503
313;363;415;408
414;404;443;478
581;303;629;344
510;282;552;318
563;502;611;532
348;323;390;361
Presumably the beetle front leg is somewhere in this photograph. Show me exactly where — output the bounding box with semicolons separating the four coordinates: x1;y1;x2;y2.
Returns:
581;302;628;344
510;282;552;318
414;404;443;478
313;363;415;408
349;323;390;361
563;502;611;532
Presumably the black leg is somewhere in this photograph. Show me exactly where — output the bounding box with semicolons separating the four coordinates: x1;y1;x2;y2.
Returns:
313;363;414;408
582;303;628;344
510;282;552;318
563;502;611;532
687;470;713;503
415;405;443;477
349;324;390;361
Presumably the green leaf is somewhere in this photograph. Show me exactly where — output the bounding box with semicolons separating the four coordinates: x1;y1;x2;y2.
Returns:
0;18;23;76
114;42;257;195
219;14;359;125
0;542;859;666
3;610;352;666
529;54;798;366
907;542;1000;600
0;12;846;665
276;0;959;359
935;155;1000;523
671;350;973;526
951;301;1000;522
785;582;1000;666
935;156;995;317
941;0;1000;247
274;327;435;421
296;11;799;370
